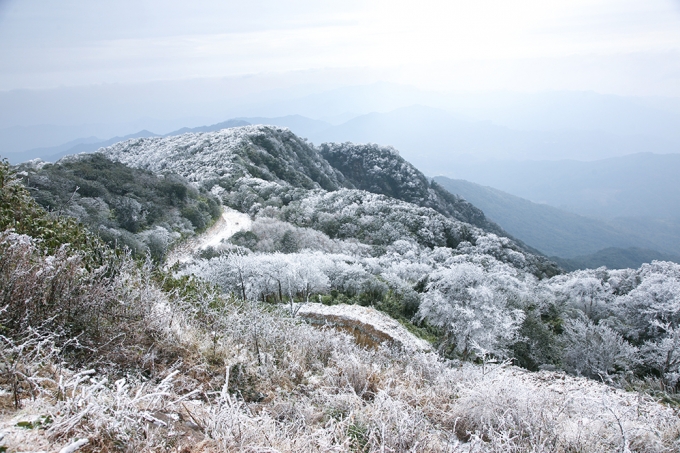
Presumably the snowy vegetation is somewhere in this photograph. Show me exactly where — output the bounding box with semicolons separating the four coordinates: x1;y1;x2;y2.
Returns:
2;125;680;451
319;142;508;237
98;126;680;388
16;153;221;261
181;227;680;389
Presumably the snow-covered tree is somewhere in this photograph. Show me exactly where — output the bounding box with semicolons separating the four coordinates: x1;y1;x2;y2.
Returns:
616;262;680;339
640;322;680;391
560;318;638;381
417;262;525;359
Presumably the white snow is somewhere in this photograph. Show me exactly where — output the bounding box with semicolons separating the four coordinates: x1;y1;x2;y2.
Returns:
166;206;251;266
296;302;433;353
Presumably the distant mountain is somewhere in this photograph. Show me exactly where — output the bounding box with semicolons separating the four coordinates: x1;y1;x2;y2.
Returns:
3;120;250;164
4;130;160;164
553;248;680;271
2;136;102;163
236;115;331;139
0;124;106;155
435;176;680;270
165;119;250;135
441;153;680;221
49;130;160;161
440;90;680;145
4;83;680;164
306;105;680;169
433;177;657;258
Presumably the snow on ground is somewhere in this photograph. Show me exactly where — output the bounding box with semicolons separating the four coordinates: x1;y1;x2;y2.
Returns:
166;206;251;266
297;302;433;353
167;210;432;353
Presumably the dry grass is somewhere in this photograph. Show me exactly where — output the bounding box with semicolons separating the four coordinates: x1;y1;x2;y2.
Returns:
1;232;679;452
4;299;679;452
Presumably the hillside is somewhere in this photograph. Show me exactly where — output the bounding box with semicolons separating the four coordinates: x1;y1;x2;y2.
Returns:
439;153;680;221
95;125;680;372
320;142;509;239
433;177;656;258
100;125;545;267
16;153;221;260
3;127;680;451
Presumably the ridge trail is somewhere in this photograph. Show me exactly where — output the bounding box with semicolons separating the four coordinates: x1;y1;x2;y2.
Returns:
166;206;251;266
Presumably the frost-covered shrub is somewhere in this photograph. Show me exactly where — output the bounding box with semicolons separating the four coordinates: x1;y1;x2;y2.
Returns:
418;262;526;359
449;366;679;453
615;261;680;341
640;322;680;391
1;161;97;256
561;318;638;380
245;216;360;254
0;231;177;369
549;268;614;322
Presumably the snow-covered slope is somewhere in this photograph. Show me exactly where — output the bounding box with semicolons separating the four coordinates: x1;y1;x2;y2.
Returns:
297;303;433;353
99;125;559;277
101;125;346;191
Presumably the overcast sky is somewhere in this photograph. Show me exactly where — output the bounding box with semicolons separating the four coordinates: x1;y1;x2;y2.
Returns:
1;0;679;95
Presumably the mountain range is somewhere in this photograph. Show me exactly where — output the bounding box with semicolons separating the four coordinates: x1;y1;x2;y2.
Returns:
434;176;680;269
7;112;680;269
439;153;680;221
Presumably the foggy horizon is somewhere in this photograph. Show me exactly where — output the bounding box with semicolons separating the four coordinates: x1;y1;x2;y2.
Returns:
1;0;680;94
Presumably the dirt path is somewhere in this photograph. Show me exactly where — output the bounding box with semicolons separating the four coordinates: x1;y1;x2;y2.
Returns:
166;206;251;266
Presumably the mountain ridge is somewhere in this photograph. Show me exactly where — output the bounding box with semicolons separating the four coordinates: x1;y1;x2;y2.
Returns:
97;125;560;276
435;176;680;270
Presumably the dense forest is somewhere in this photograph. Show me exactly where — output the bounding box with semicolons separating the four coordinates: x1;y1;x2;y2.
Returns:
97;126;680;387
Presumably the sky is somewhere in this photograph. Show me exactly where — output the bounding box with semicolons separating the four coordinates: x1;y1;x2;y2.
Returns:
1;0;680;96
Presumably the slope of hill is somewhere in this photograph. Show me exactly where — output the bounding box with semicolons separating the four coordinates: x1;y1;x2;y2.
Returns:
16;153;221;260
5;129;680;451
94;127;680;385
320;142;509;239
442;153;680;221
433;177;658;258
101;125;349;191
100;126;523;248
